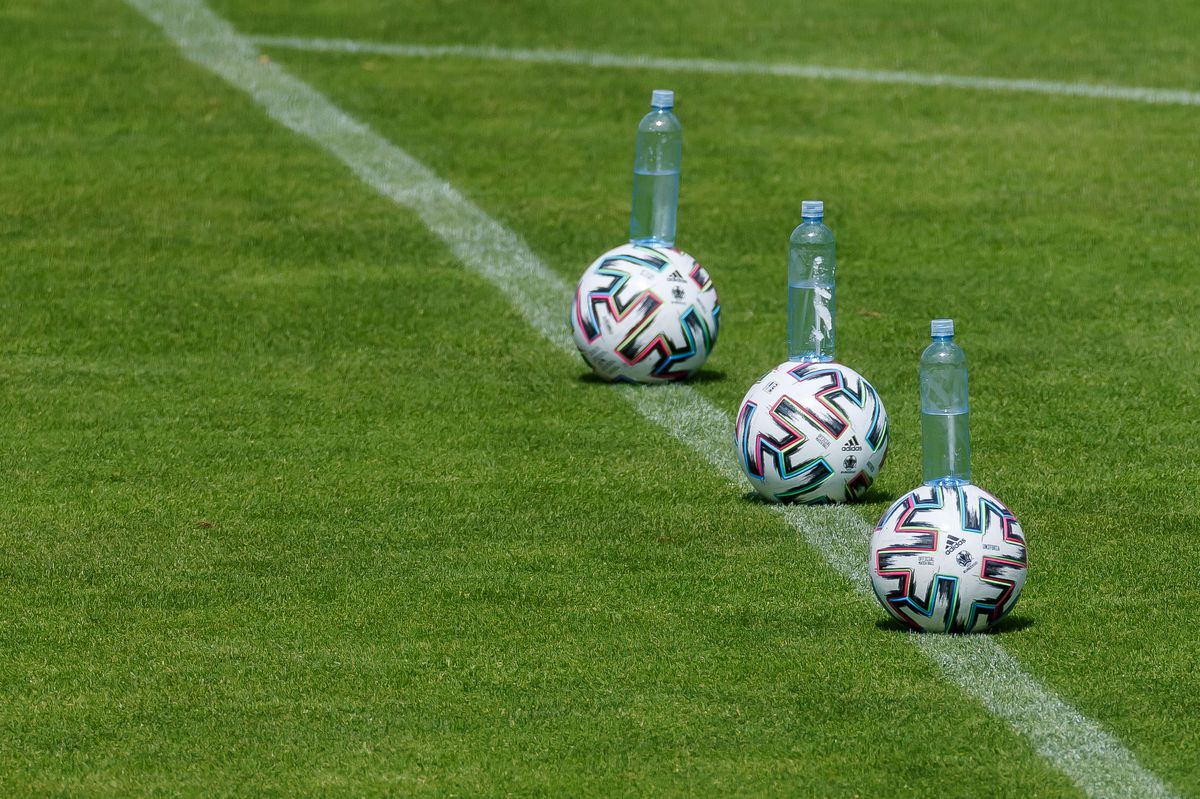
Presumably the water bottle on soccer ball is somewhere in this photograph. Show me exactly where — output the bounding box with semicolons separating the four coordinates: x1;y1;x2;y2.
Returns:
920;318;971;486
787;200;836;362
629;89;682;247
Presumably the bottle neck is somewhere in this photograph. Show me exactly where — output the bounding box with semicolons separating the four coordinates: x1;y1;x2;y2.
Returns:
801;215;822;224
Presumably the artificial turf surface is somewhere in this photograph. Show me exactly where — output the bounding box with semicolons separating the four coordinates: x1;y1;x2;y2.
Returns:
1;0;1198;795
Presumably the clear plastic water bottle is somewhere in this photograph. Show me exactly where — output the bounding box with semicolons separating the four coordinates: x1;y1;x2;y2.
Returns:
920;318;971;485
787;200;836;362
629;89;682;247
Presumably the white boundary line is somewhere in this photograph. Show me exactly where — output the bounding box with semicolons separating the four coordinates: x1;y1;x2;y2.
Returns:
124;2;1180;797
249;34;1200;108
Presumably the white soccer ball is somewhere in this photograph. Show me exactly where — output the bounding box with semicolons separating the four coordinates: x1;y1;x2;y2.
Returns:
734;361;889;503
570;243;719;383
870;483;1028;633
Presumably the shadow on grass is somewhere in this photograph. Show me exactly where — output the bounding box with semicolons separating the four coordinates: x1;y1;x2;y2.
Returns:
740;490;775;505
855;487;897;506
576;370;727;385
874;613;1035;636
738;489;898;508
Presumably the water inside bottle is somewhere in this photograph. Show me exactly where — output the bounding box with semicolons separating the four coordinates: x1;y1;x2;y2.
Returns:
921;409;971;485
629;168;679;246
787;280;835;362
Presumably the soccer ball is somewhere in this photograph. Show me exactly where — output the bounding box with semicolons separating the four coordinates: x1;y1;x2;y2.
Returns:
571;243;719;383
734;361;889;503
870;483;1028;633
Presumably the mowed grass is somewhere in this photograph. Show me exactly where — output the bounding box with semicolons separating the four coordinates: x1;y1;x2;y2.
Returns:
2;0;1199;796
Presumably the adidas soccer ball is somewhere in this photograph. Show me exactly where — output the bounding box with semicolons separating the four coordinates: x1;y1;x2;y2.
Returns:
870;483;1028;633
734;361;889;503
571;243;719;383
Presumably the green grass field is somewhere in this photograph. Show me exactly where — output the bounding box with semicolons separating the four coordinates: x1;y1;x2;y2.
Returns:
3;1;1199;795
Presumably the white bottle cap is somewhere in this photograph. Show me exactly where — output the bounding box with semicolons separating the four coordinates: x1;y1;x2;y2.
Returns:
931;318;954;337
651;89;674;108
801;200;824;218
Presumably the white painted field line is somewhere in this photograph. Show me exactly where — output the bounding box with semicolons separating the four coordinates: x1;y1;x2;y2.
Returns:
249;34;1200;108
125;2;1179;797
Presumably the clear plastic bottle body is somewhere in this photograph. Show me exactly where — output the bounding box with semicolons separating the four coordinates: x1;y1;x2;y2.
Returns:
629;98;682;247
787;211;836;362
920;328;971;486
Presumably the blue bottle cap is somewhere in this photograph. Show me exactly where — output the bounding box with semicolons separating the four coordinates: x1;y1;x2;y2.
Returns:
801;200;824;218
651;89;674;108
931;318;954;337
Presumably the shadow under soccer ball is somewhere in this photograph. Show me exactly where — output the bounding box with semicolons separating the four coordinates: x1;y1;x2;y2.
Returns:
570;243;720;384
874;613;1034;635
